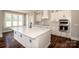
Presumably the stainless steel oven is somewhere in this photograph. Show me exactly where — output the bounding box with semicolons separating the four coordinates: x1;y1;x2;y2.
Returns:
59;19;69;32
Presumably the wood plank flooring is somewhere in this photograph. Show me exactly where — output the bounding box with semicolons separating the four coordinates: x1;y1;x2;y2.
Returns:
48;35;79;48
0;31;79;48
2;31;25;48
0;37;6;48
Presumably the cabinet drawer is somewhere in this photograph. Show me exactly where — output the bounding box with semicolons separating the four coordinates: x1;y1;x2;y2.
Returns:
14;31;33;48
14;31;26;47
23;34;32;48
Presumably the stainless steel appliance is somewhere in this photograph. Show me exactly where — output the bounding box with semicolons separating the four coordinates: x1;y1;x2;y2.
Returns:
59;19;69;32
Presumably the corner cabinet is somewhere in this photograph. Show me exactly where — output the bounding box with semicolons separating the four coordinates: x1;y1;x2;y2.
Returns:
42;10;49;19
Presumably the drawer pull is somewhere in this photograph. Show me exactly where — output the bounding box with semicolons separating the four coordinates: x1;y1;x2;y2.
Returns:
29;40;32;43
20;35;22;37
15;32;16;34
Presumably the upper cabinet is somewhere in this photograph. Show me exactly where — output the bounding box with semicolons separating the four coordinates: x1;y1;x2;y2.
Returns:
57;10;71;19
50;10;60;22
35;11;42;22
50;10;71;22
42;10;49;19
50;11;56;21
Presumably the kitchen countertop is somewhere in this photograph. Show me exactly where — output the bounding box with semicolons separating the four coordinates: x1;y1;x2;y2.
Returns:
10;26;51;39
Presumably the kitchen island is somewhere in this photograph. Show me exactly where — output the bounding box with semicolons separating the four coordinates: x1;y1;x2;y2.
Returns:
10;26;51;48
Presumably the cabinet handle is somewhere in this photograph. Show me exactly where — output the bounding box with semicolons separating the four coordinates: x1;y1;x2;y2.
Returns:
29;40;32;43
15;32;16;34
20;35;22;37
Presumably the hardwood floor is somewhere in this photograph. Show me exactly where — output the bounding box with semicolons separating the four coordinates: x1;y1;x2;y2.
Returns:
48;35;78;48
0;31;79;48
2;31;25;48
0;37;24;48
0;37;6;48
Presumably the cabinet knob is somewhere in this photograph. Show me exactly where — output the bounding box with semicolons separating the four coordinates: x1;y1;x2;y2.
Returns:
20;35;22;37
29;40;32;43
15;32;16;34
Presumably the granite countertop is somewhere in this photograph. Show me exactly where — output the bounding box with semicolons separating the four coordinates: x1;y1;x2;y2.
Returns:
10;26;51;39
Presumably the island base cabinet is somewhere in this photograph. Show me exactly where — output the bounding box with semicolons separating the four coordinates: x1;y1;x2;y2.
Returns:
14;31;26;47
14;30;51;48
24;36;32;48
30;31;51;48
36;31;51;48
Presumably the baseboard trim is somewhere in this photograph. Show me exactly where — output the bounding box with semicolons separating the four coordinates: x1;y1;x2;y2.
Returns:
0;33;2;38
44;41;50;48
71;37;79;41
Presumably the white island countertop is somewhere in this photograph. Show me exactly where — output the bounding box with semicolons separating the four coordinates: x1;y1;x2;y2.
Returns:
10;26;51;39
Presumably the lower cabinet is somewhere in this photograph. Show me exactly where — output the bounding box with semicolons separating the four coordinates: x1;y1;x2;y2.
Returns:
14;31;32;48
14;30;51;48
23;34;32;48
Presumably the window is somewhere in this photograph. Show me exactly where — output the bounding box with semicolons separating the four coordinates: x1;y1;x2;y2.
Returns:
18;15;24;26
5;13;12;27
13;14;18;26
4;12;24;27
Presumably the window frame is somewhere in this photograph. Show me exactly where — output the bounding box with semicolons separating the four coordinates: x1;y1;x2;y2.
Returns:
4;12;24;28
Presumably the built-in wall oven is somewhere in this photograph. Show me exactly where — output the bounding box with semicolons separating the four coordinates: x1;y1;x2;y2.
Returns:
59;19;69;32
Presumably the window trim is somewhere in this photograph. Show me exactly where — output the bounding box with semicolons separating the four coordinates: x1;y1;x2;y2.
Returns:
4;12;25;28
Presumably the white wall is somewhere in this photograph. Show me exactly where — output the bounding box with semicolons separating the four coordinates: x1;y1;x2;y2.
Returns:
71;10;79;40
0;10;4;37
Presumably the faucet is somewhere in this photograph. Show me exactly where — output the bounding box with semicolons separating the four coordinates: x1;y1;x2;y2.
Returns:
29;22;32;28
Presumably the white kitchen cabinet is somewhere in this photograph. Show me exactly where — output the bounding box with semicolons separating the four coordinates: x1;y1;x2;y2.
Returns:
57;11;63;19
14;31;24;47
51;10;79;40
13;27;51;48
35;13;42;22
51;10;71;38
14;31;20;42
23;34;32;48
50;11;64;22
64;11;71;19
57;10;71;19
19;33;27;47
42;10;49;19
50;11;55;21
59;32;70;38
50;11;63;22
14;31;32;47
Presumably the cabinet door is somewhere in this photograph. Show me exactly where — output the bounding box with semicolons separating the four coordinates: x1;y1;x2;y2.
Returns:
14;31;26;47
58;11;71;19
52;24;59;35
42;10;49;19
55;12;60;21
24;35;32;48
57;11;64;19
50;12;55;21
36;13;42;22
14;31;20;42
19;33;26;47
64;10;71;19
